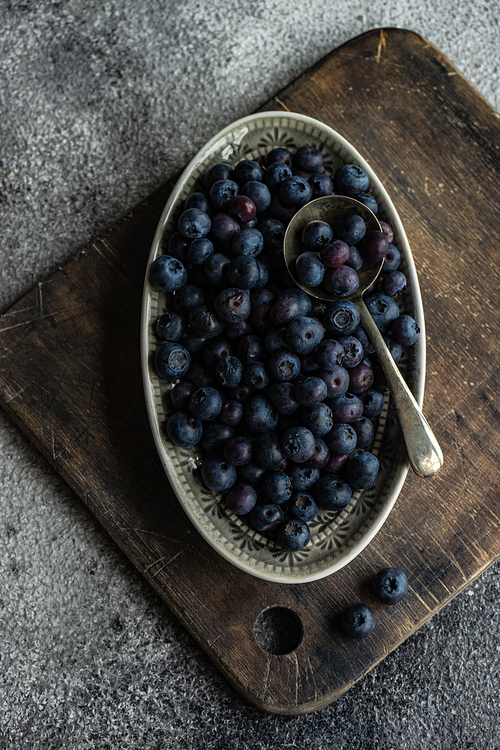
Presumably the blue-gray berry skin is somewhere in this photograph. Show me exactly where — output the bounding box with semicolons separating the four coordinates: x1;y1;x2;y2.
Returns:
288;492;318;522
314;475;352;510
250;504;284;532
244;396;278;434
166;411;203;448
150;255;187;292
340;603;375;639
200;454;237;492
154;342;191;381
373;567;408;604
324;300;361;335
344;451;380;489
364;292;400;333
276;519;311;551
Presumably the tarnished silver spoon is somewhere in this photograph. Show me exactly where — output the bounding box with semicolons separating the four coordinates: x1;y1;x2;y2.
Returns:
283;195;443;479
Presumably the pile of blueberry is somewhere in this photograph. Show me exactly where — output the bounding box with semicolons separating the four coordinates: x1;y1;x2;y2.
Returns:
149;142;420;552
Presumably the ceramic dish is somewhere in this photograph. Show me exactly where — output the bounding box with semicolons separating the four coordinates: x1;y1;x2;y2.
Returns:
140;111;425;583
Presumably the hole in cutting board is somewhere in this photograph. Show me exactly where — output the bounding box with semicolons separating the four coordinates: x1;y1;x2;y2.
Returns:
253;606;303;655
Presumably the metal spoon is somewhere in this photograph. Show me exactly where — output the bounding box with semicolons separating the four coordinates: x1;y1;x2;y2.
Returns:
283;195;443;478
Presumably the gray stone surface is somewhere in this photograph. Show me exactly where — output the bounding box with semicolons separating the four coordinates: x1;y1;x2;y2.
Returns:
1;2;499;748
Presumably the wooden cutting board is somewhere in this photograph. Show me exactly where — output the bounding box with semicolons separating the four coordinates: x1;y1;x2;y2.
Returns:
2;28;500;715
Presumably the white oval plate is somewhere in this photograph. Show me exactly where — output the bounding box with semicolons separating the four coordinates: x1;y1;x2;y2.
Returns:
140;111;425;584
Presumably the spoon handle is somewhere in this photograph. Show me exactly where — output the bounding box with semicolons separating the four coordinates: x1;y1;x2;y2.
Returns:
357;299;443;478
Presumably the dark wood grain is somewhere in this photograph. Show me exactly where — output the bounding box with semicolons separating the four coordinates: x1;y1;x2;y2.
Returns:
2;28;500;714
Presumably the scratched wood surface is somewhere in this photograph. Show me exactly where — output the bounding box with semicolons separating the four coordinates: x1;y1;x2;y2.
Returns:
1;29;500;714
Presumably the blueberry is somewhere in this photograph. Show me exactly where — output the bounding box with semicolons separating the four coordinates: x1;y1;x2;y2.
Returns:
314;475;352;510
316;364;350;398
234;159;263;184
243;361;269;390
231;227;264;257
358;229;389;262
344;451;380;489
184;361;214;387
209;179;239;212
321;240;351;268
315;338;345;369
279;287;312;316
205;162;234;188
293;144;323;173
189;305;225;338
337;335;364;368
268;350;301;382
251;302;272;332
226;256;261;289
288;492;318;522
334;164;370;195
235;333;264;364
333;214;366;245
300;402;333;436
345;244;363;271
324;452;349;474
340;603;375;639
373;567;408;604
295;376;328;407
155;311;185;342
351;416;375;448
288;464;320;491
279;176;313;208
170;381;195;410
202;337;232;368
260;470;293;504
329;393;363;423
219;399;243;426
303;437;330;469
361;388;385;418
286;316;325;355
199;422;235;454
223;318;253;340
214;355;243;388
348;363;375;394
200;454;237;492
244;395;278;434
154;342;191;380
281;426;316;463
225;484;258;515
325;423;357;455
188;237;214;265
237;460;265;486
263;162;292;190
251;432;284;472
322;265;360;297
229;195;257;224
383;243;401;271
265;327;290;355
365;292;400;334
210;213;241;245
265;147;293;168
178;208;211;240
295;252;325;287
353;193;378;214
168;232;190;263
381;270;407;297
353;326;375;356
324;299;360;335
184;191;212;215
241;181;271;213
276;519;311;551
257;217;285;251
166;410;203;447
270;294;302;326
204;253;231;287
189;387;223;421
309;172;334;198
214;287;251;324
268;193;297;225
223;435;253;466
250;504;284;532
150;255;188;292
391;314;420;346
268;381;300;415
173;284;205;313
302;220;334;252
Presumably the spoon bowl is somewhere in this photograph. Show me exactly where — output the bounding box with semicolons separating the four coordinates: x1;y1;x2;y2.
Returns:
283;195;443;479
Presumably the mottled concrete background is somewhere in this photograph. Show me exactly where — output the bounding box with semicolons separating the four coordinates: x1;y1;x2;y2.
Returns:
1;2;499;748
